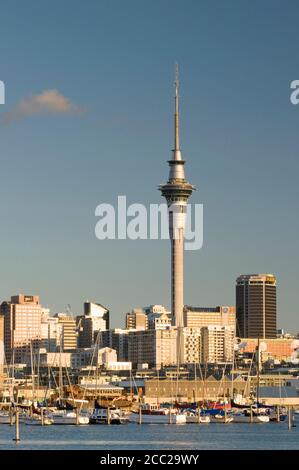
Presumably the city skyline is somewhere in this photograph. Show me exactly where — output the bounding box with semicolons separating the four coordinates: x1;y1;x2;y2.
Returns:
0;1;299;332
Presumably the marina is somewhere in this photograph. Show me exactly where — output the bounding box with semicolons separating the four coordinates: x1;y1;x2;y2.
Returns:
0;2;299;457
0;417;298;450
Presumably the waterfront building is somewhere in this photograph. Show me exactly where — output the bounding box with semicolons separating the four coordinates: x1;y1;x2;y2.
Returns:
144;375;248;402
184;305;235;330
201;326;235;364
236;274;277;338
1;295;43;364
143;375;299;404
106;361;132;371
238;337;294;363
54;313;77;351
126;308;148;330
128;329;177;369
259;385;299;406
77;302;109;348
159;67;195;362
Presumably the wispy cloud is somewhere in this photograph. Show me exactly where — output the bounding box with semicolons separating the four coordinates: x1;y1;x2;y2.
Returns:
0;89;84;125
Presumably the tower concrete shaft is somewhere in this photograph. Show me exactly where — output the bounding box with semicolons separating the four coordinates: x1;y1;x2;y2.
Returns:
159;66;195;332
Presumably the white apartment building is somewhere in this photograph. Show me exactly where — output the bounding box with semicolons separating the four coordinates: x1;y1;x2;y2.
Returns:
128;329;177;369
201;326;234;364
40;311;62;352
181;327;201;364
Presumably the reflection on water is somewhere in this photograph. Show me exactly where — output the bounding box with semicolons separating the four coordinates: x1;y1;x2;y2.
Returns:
0;421;298;450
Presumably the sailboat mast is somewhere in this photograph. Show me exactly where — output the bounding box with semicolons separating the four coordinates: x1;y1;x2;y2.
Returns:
30;340;35;405
256;336;260;404
59;328;63;401
231;348;234;402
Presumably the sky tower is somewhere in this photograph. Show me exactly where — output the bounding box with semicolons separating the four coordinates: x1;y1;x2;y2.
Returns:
159;66;195;336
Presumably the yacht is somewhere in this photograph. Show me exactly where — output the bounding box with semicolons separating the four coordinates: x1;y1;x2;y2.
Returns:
210;413;234;423
89;407;129;425
49;409;89;425
183;409;210;424
21;413;53;425
0;411;12;424
130;403;186;424
130;403;170;424
231;409;269;423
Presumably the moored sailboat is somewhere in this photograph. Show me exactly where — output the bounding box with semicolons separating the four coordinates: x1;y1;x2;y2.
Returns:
89;405;129;425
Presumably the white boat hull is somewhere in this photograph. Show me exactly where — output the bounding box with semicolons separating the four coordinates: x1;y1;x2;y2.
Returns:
210;414;234;423
185;415;211;424
174;414;186;424
0;414;12;424
130;412;186;424
89;409;129;425
130;412;170;424
49;411;89;425
21;415;53;426
231;414;269;423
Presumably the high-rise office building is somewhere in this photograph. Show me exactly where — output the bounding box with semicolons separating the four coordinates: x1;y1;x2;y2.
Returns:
184;306;236;330
159;67;195;362
236;274;277;339
1;295;43;364
77;302;109;347
54;313;77;351
126;308;148;331
84;302;109;329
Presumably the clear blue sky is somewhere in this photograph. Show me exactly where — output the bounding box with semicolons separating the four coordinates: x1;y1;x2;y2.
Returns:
0;0;298;331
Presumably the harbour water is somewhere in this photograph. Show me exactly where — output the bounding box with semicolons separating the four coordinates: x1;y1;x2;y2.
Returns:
0;419;298;450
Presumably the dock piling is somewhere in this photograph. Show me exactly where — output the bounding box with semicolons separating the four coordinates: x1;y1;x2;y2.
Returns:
13;407;20;442
9;406;13;426
168;408;172;424
292;406;296;428
288;406;292;430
